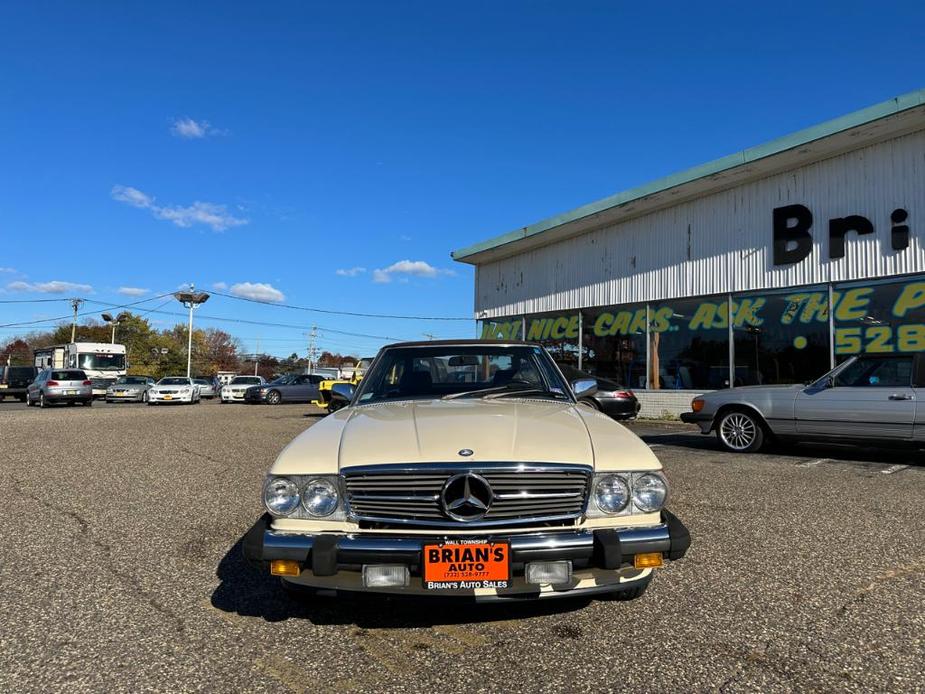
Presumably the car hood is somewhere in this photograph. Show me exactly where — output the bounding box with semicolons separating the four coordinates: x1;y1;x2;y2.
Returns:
271;399;660;475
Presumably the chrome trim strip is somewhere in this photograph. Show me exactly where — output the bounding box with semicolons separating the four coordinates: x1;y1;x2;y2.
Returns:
342;462;593;475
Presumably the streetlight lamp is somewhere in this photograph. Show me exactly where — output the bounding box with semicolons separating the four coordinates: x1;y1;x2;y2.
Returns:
173;286;210;378
101;312;130;344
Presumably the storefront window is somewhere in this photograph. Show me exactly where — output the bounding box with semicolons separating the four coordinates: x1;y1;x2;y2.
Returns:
833;278;925;360
523;311;580;369
732;287;830;385
581;304;646;388
648;296;729;390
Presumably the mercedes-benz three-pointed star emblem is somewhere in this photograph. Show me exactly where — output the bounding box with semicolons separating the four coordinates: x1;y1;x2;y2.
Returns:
440;473;493;522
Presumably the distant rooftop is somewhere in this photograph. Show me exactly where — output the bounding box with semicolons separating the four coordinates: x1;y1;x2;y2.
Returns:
452;88;925;265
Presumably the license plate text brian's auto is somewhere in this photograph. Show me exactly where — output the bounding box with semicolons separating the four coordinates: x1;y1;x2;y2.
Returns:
423;540;510;590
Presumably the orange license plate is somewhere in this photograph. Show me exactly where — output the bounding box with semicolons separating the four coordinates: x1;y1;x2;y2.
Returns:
423;541;510;590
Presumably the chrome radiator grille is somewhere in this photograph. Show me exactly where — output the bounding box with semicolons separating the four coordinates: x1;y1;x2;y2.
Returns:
343;464;591;528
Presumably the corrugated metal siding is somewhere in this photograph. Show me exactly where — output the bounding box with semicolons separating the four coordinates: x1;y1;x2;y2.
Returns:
475;129;925;317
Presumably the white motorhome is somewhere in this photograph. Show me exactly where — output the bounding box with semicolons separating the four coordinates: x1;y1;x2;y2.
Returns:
34;342;128;397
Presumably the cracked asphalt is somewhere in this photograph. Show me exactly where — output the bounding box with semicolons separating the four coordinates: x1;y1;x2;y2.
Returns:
1;400;923;693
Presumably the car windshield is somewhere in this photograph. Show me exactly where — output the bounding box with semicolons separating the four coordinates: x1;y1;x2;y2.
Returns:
117;377;148;385
270;375;296;385
159;378;190;386
231;377;261;385
356;345;570;404
193;379;210;385
7;367;35;378
77;353;125;371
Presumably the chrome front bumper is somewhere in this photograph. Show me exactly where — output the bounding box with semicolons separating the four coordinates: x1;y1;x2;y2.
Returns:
243;510;691;577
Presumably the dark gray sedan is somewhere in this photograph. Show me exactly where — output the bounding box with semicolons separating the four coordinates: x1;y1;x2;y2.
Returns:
243;373;324;404
681;353;923;452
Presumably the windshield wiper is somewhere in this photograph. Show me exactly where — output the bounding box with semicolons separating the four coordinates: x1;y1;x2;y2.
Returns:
442;381;556;400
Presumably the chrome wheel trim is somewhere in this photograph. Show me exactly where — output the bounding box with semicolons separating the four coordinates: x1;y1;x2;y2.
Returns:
719;412;757;450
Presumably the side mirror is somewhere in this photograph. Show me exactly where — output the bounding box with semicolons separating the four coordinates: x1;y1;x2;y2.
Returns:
330;382;356;404
571;378;598;400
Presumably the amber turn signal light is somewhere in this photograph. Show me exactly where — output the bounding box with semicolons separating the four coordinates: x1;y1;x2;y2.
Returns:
270;560;301;576
691;398;705;412
634;552;664;569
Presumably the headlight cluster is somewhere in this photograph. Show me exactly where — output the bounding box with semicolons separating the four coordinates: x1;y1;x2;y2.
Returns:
588;471;668;517
263;475;342;519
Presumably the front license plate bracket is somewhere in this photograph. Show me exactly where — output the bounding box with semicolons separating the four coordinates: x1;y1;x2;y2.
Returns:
422;541;510;590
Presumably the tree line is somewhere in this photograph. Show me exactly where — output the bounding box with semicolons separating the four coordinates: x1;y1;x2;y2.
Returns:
1;312;358;380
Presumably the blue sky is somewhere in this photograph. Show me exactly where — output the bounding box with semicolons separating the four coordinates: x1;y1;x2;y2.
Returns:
2;1;924;357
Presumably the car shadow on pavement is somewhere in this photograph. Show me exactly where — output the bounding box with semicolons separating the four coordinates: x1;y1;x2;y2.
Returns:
211;536;595;627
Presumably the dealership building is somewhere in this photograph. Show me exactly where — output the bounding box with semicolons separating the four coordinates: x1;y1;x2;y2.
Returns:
452;89;925;417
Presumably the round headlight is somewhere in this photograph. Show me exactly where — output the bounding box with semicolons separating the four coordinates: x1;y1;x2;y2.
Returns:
633;473;668;512
594;475;630;514
264;477;300;516
302;478;338;517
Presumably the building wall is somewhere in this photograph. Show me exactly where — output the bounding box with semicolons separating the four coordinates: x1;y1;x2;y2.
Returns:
475;129;925;318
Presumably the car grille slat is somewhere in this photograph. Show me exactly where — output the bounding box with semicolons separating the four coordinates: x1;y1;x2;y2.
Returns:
343;464;591;528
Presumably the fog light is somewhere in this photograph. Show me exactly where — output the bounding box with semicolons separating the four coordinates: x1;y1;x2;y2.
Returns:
525;561;572;585
270;560;301;576
634;552;664;569
362;565;410;588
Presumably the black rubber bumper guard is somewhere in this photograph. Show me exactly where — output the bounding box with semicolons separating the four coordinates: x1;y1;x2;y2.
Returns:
243;510;691;577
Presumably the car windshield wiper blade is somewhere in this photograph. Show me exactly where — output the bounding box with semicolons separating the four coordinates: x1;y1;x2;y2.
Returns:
441;379;537;400
482;387;555;400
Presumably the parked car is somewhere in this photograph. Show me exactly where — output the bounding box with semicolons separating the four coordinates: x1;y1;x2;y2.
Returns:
221;375;265;403
148;377;201;405
26;368;93;407
681;353;924;453
559;365;641;419
0;365;38;402
193;378;217;399
244;373;325;404
243;340;690;602
105;375;156;403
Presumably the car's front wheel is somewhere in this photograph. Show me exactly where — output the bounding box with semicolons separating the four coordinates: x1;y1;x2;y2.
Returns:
266;390;282;405
716;409;766;453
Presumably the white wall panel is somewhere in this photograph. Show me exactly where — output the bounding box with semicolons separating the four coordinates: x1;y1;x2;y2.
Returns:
475;130;925;317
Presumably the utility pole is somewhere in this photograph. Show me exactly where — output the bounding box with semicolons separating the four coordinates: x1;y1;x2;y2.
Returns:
307;325;318;373
69;298;84;342
254;338;260;376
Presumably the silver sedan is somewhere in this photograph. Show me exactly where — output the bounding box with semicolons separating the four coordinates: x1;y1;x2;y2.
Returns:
106;376;156;403
681;353;922;452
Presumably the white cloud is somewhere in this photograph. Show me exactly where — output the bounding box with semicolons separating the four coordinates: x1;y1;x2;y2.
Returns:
111;185;248;232
336;267;366;277
228;282;285;302
7;280;93;294
212;281;228;290
0;267;16;273
371;259;456;284
170;117;225;139
117;286;149;297
400;235;412;241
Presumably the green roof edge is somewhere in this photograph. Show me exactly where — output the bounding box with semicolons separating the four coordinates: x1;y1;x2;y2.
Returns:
451;88;925;262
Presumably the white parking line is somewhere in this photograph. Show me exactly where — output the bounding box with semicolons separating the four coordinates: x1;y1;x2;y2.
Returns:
881;464;909;475
797;458;830;468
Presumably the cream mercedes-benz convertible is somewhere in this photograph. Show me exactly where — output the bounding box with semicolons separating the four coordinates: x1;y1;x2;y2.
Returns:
243;341;690;601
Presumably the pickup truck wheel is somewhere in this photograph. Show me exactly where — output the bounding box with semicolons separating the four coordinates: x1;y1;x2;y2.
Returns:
716;409;765;453
266;390;282;405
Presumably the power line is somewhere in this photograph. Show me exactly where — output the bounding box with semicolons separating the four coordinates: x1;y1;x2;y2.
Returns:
0;298;73;304
208;288;471;321
0;292;177;329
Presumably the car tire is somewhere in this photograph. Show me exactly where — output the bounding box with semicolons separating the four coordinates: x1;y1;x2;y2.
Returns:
266;390;282;405
18;396;27;402
601;578;650;602
39;392;47;408
83;399;92;407
716;409;766;453
142;391;149;403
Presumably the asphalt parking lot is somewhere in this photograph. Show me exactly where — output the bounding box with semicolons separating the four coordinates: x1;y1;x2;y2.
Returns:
1;401;922;693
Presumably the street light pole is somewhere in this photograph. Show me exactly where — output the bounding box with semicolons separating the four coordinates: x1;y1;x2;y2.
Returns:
173;286;210;378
